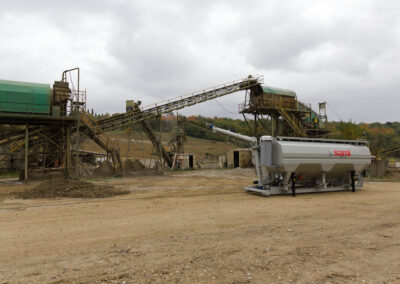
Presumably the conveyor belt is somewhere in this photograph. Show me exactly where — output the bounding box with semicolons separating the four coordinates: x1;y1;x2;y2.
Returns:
93;75;263;134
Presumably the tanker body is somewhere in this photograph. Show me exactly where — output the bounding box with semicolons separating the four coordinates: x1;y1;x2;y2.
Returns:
256;136;371;196
208;124;371;196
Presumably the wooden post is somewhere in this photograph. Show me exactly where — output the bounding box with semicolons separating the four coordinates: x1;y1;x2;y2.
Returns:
24;126;28;180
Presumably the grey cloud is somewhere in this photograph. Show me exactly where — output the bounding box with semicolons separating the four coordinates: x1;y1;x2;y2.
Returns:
0;0;399;122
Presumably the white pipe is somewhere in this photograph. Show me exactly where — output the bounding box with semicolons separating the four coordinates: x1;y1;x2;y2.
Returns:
207;124;257;145
207;123;263;188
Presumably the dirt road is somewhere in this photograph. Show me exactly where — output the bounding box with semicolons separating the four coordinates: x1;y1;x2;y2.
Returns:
1;169;400;283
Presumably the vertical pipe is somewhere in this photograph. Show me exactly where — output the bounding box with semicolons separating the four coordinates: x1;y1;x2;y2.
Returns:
77;68;80;107
24;126;28;180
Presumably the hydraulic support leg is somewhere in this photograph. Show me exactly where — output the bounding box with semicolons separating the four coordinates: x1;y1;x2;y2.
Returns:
351;171;356;192
290;172;296;197
322;172;327;189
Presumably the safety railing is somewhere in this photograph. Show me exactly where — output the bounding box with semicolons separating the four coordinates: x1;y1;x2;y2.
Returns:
137;74;263;113
278;108;307;137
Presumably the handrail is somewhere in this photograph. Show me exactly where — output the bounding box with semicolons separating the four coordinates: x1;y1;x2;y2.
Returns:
278;107;307;137
137;74;263;113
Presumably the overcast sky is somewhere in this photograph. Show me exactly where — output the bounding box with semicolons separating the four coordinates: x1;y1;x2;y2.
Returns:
1;0;399;123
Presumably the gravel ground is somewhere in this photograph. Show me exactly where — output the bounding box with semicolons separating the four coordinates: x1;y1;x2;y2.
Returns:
0;168;399;283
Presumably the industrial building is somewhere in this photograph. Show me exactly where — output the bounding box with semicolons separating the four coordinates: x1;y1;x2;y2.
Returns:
240;84;329;138
225;149;252;168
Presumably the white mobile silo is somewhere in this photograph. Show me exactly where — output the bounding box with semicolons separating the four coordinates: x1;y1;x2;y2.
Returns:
207;124;371;196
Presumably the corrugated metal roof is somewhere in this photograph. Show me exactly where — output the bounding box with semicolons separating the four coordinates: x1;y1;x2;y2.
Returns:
261;85;296;97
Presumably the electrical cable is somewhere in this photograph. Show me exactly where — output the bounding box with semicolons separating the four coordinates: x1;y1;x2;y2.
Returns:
215;99;237;115
328;102;356;122
326;103;344;122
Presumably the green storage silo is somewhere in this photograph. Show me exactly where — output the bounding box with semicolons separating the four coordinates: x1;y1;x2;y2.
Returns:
0;79;51;115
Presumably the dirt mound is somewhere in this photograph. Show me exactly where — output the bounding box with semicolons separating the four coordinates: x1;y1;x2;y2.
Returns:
93;161;115;177
78;163;96;178
126;159;146;171
14;178;129;199
124;159;146;174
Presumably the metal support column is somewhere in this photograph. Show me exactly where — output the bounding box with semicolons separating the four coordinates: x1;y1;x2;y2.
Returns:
271;116;275;137
24;126;28;180
66;126;71;179
75;113;80;178
254;114;257;139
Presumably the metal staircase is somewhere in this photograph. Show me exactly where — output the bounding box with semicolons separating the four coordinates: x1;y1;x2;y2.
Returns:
131;103;173;167
277;108;307;137
78;112;124;176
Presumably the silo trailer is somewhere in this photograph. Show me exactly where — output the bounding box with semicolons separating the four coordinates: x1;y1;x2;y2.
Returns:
207;124;371;196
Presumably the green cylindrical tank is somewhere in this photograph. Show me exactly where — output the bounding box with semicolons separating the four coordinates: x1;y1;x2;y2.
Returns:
0;79;51;115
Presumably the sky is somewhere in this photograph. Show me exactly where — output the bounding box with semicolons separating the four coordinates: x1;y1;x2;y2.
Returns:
0;0;399;123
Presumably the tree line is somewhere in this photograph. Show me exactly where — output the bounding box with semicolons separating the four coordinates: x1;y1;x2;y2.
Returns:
2;113;400;158
105;112;400;157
